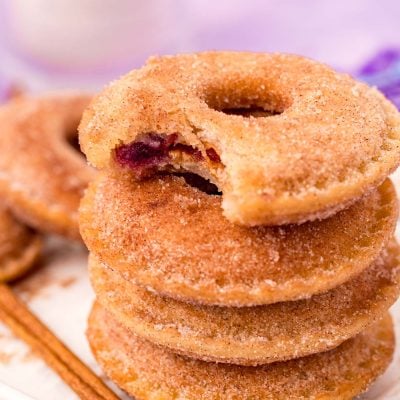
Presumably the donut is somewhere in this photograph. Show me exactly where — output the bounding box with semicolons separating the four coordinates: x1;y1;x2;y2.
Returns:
79;52;400;226
87;304;395;400
79;172;398;306
89;240;400;366
0;93;95;240
0;203;42;282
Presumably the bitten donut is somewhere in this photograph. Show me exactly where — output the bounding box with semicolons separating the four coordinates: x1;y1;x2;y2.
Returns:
0;93;94;240
0;203;42;282
79;52;400;226
90;241;400;366
88;304;395;400
80;172;398;306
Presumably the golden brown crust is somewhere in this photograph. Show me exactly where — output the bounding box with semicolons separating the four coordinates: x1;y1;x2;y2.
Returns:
0;203;42;282
0;93;95;240
87;304;395;400
79;52;400;226
80;173;398;306
90;240;400;366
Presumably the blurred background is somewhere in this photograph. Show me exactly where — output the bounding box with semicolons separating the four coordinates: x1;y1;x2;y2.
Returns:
0;0;399;105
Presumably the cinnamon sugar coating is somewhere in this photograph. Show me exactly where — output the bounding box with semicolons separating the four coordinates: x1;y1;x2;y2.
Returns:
80;173;397;306
90;241;400;366
79;52;400;226
87;304;395;400
0;203;42;282
0;93;95;240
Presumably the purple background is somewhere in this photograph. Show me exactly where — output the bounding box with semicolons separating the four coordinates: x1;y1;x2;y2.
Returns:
0;0;399;104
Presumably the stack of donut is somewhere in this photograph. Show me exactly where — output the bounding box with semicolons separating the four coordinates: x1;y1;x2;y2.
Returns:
79;52;400;399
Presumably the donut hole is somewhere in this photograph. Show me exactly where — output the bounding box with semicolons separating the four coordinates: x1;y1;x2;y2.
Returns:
67;133;81;153
203;78;288;118
219;106;281;118
174;173;221;195
66;128;86;159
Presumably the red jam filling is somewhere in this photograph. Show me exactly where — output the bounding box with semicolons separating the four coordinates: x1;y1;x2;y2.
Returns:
172;143;203;161
206;147;221;163
115;132;220;178
115;133;178;176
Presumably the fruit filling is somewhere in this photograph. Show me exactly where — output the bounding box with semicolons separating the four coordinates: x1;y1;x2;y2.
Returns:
115;132;220;178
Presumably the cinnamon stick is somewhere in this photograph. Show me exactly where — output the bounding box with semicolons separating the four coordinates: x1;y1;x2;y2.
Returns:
0;283;118;400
